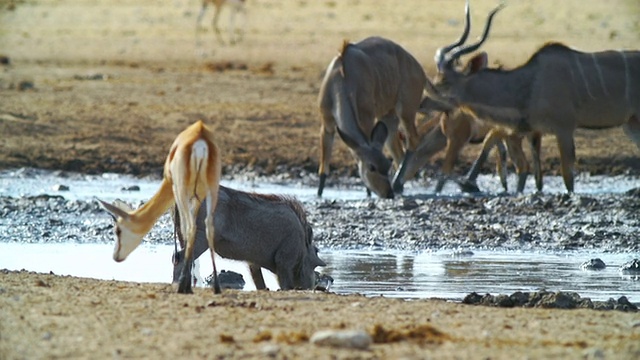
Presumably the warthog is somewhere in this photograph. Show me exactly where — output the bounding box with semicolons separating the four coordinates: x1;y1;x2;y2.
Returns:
172;185;326;290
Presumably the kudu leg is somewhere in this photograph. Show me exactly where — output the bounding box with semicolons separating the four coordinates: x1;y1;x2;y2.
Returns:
392;108;422;194
460;129;504;193
504;134;529;193
435;118;472;193
528;133;543;192
317;123;335;197
400;123;448;189
555;132;576;193
622;115;640;150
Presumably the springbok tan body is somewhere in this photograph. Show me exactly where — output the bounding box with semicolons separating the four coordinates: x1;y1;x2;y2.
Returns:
317;37;426;198
429;2;640;192
99;120;222;294
171;186;326;290
196;0;246;45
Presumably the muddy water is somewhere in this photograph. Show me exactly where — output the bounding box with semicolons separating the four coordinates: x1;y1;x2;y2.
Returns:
0;168;639;302
0;242;637;302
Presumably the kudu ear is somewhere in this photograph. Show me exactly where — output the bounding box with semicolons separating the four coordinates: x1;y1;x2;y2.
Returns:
465;51;488;74
97;199;130;220
370;121;389;148
336;126;360;150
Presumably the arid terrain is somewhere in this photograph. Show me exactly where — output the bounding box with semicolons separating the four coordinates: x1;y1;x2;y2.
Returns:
1;0;640;359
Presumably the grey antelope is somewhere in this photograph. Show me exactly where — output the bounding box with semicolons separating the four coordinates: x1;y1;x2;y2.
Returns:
317;37;427;198
99;120;222;294
196;0;246;45
171;186;326;290
428;1;640;192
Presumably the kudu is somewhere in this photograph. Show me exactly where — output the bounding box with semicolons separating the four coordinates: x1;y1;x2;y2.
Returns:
99;120;222;294
429;1;640;192
196;0;246;45
171;185;326;290
317;37;426;198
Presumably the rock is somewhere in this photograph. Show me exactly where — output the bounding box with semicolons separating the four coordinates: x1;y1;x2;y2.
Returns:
206;270;245;290
310;329;372;350
581;258;606;270
52;184;70;191
17;80;34;91
261;344;280;357
120;185;140;191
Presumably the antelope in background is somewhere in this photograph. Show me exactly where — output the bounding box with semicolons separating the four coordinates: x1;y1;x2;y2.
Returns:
171;186;326;290
99;120;223;294
196;0;246;45
428;1;640;192
317;37;427;199
410;83;543;194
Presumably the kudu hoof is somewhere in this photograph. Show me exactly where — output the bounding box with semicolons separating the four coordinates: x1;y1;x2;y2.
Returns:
457;180;481;193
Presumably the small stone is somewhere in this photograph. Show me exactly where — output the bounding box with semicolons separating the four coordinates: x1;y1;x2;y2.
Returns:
120;185;140;191
52;184;70;191
310;329;372;350
580;258;606;270
261;344;280;357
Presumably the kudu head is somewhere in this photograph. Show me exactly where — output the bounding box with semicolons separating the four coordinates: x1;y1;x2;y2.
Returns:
432;1;504;96
337;121;394;198
97;199;144;262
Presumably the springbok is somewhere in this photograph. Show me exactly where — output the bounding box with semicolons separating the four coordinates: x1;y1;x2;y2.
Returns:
317;37;427;198
196;0;246;45
171;186;326;290
428;1;640;192
99;120;222;294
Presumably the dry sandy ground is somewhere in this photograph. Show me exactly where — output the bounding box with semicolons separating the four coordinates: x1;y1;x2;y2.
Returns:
1;0;640;358
2;270;640;359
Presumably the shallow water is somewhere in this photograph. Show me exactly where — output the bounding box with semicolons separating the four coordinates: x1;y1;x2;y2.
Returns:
1;168;638;302
1;168;638;203
0;242;637;302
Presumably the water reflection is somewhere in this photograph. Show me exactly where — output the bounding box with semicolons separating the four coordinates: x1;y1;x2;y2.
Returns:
0;243;636;302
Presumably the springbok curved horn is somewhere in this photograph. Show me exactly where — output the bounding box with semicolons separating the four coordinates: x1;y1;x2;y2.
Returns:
445;3;505;66
435;0;471;71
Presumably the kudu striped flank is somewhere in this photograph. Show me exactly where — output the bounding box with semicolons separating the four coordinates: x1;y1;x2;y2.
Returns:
429;1;640;192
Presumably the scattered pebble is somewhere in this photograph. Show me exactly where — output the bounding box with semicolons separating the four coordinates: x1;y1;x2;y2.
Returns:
52;184;69;191
580;258;606;270
310;329;372;350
